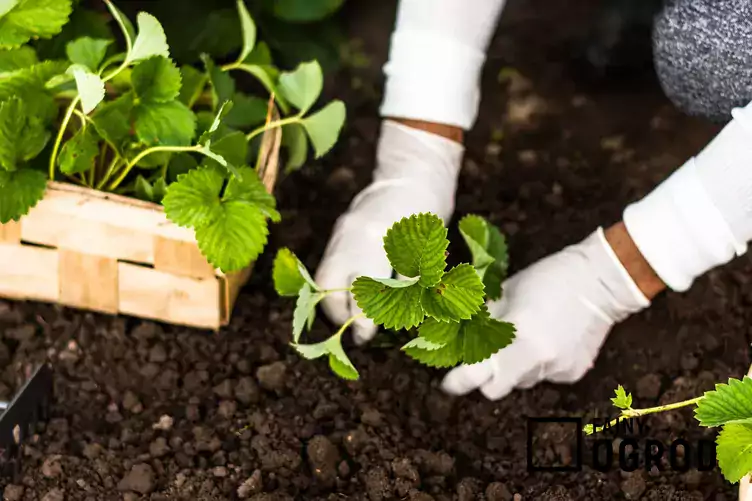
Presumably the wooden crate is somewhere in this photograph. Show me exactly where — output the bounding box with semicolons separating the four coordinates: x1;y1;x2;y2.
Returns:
0;181;254;330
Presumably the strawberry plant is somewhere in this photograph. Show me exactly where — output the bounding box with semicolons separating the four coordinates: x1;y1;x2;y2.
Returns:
586;379;752;483
273;213;517;379
0;0;346;273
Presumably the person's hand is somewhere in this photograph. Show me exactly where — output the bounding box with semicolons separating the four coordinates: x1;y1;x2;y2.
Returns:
315;119;463;345
441;227;651;400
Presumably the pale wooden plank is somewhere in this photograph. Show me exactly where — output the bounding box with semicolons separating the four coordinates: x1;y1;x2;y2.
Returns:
219;267;252;326
58;250;119;314
153;236;215;279
0;243;58;302
0;221;21;243
118;262;221;330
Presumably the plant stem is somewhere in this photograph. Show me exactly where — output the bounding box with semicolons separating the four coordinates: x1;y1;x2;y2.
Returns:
587;396;704;434
97;155;121;190
221;62;291;114
49;97;81;179
334;313;366;338
246;116;300;142
107;145;201;191
321;287;353;295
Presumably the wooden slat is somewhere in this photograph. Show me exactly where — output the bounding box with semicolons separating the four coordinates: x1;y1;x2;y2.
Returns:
118;263;221;330
0;221;21;243
0;244;58;302
153;236;215;279
219;267;253;326
58;250;119;314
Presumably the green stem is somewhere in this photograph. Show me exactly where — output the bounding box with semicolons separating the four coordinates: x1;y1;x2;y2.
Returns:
246;116;300;142
107;145;201;191
49;96;81;180
587;396;704;434
96;155;121;190
321;287;353;295
221;62;291;115
334;312;366;338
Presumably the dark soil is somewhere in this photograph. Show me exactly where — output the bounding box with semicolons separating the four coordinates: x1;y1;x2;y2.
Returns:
1;0;748;500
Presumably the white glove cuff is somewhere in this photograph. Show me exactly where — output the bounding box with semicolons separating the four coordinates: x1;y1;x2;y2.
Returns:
623;102;752;292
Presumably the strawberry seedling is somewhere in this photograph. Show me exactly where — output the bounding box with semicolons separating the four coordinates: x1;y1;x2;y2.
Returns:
273;213;517;379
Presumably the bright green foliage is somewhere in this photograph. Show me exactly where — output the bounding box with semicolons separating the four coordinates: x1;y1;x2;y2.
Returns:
611;385;633;410
135;175;166;203
0;60;68;122
279;60;323;114
352;278;425;331
58;126;98;174
0;168;47;223
235;0;256;64
69;64;105;114
127;12;169;64
292;284;325;342
420;264;485;322
0;97;48;171
66;37;111;72
91;93;133;146
273;247;317;297
716;423;752;483
459;214;508;300
0;45;37;74
134;100;196;146
0;0;73;49
301;100;345;158
695;376;752;427
131;56;182;103
293;334;359;380
282;123;308;172
383;213;448;287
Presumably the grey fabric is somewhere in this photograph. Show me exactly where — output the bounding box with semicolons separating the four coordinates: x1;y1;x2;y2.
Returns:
652;0;752;123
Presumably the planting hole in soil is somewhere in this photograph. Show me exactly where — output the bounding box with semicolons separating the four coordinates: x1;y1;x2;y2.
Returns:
1;0;752;500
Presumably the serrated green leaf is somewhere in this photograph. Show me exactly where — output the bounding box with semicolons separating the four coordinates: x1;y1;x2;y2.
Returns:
328;340;359;380
301;100;345;158
223;165;280;222
461;308;515;364
402;335;463;368
135;100;196;147
103;0;135;52
202;54;235;111
0;168;46;223
0;46;37;75
0;97;48;171
0;0;73;49
134;174;153;202
351;277;424;331
199;146;240;179
69;64;105;114
198;101;233;145
162;166;224;228
178;64;207;107
418;318;461;345
695;377;752;427
58;126;98;175
91;92;133;146
716;423;752;483
128;12;169;64
459;214;508;300
66;36;111;71
236;0;255;64
611;385;633;410
131;55;181;103
369;276;420;288
278;60;322;114
271;0;345;23
403;337;445;351
205;131;247;174
282;123;307;173
167;152;198;182
383;213;448;287
293;339;329;360
421;264;485;322
273;248;311;297
224;93;267;129
0;60;68;123
292;284;325;342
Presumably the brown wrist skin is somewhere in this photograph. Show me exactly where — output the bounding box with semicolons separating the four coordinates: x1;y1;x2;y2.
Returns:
388;117;464;145
604;222;666;300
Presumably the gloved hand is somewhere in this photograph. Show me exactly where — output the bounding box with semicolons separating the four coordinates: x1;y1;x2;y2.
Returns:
441;227;650;400
315;119;463;344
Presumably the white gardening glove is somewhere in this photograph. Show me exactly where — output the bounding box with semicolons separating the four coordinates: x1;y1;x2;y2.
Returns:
315;120;463;344
442;228;650;400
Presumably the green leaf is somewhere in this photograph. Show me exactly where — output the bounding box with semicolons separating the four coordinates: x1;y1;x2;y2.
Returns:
271;0;345;23
162;166;224;228
135;100;196;147
35;7;113;62
244;40;272;66
202;54;235;111
66;36;111;71
0;97;48;171
402;335;463;368
198;101;233;146
351;277;425;331
278;60;322;114
152;177;167;203
58;126;98;175
167;153;197;183
205;131;247;173
421;264;485;322
383;213;448;287
418;318;461;345
131;55;181;103
695;377;752;427
0;168;46;223
369;276;420;288
716;423;752;483
461;308;515;364
223;165;280;222
292;283;325;342
458;215;509;300
91;92;133;146
178;64;207;107
128;12;169;64
293;335;359;380
0;46;37;75
273;248;314;297
236;0;255;63
0;0;73;49
611;385;633;410
301;100;345;158
223;93;267;129
0;60;69;123
232;63;289;114
69;64;105;114
103;0;135;52
134;174;154;202
282;123;308;173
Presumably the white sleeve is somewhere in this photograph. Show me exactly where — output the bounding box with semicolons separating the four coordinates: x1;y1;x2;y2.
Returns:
379;0;507;130
623;100;752;292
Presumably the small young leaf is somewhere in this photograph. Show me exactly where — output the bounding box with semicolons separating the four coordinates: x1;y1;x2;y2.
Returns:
351;277;425;331
278;60;322;114
131;56;181;103
301;100;345;158
128;12;169;63
0;0;73;49
244;41;273;66
282;123;308;173
69;65;105;114
383;213;448;288
167;152;198;182
274;248;307;296
224;93;267;129
162;166;224;228
223;165;280;222
135;100;196;147
152;177;167;203
202;54;235;111
91;92;133;146
421;264;485;322
58;126;98;175
0;97;48;171
459;215;509;300
0;46;38;75
178;64;207;106
716;423;752;483
611;385;633;410
695;376;752;427
134;174;154;202
292;284;325;342
402;335;463;368
236;0;256;63
327;340;359;380
0;168;47;223
66;37;111;72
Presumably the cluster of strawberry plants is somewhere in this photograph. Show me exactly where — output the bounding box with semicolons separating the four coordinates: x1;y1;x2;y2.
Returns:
587;379;752;483
273;213;517;379
0;0;345;273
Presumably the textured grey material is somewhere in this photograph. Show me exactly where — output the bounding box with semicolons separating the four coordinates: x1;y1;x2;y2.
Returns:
652;0;752;123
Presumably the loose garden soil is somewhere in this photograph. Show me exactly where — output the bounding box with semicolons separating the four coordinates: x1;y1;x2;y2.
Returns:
0;0;747;499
